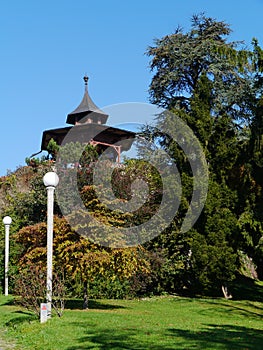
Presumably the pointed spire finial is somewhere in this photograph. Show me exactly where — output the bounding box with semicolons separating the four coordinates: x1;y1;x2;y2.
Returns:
83;75;89;92
66;75;109;125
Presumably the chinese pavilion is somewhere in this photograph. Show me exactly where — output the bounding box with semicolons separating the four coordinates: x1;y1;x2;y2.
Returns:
40;76;135;162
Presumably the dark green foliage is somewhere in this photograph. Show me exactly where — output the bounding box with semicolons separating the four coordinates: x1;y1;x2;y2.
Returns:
87;276;131;299
46;138;60;160
147;13;254;122
143;13;263;295
12;165;61;226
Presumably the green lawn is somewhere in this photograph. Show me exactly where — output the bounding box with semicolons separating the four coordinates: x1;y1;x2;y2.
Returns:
0;293;262;350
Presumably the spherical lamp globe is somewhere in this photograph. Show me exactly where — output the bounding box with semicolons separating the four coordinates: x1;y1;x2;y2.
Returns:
43;172;59;188
3;216;12;225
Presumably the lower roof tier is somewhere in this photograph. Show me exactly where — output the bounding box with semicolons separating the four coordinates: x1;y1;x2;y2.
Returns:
41;123;136;153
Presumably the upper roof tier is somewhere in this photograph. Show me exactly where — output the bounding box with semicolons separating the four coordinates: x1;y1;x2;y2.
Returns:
66;76;109;125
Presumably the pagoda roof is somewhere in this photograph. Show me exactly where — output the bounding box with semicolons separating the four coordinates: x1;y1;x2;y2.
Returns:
41;123;135;152
66;76;108;125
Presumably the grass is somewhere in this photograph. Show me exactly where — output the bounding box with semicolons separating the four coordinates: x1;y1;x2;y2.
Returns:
0;291;262;350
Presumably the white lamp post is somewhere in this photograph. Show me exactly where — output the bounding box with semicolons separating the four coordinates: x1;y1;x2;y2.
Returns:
3;216;12;296
43;171;59;318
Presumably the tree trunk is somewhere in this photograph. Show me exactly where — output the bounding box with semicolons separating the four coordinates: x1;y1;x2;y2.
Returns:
83;281;89;309
222;285;232;299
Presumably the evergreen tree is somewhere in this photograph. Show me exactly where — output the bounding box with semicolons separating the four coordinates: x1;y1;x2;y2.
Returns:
144;13;263;294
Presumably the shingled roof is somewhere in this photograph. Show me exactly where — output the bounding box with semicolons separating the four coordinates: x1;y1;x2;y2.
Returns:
66;75;109;125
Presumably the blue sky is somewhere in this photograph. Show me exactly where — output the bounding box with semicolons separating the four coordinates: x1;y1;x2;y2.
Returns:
1;0;263;176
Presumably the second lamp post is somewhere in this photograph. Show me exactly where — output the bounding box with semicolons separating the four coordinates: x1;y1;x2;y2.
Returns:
43;171;59;318
3;215;12;296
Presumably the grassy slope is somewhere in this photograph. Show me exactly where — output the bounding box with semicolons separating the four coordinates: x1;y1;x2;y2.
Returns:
0;293;262;350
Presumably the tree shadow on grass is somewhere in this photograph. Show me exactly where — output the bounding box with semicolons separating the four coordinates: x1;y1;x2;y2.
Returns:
189;297;263;320
65;324;263;350
167;324;263;350
0;297;15;307
66;327;175;350
65;299;126;310
5;310;36;327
